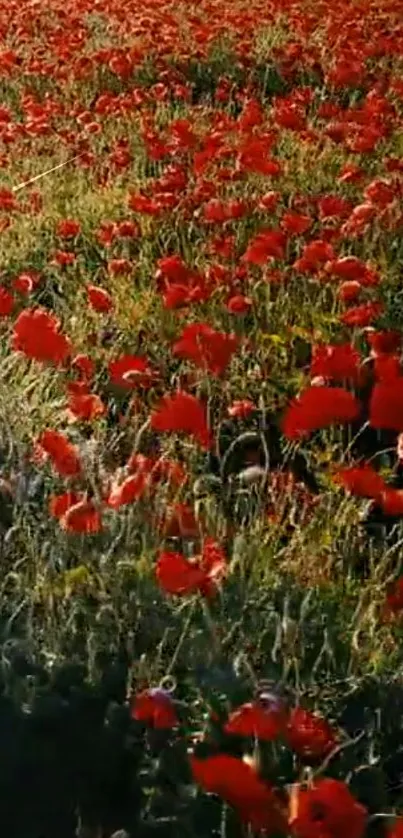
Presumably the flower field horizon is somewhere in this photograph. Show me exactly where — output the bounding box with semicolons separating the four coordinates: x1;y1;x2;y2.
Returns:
0;0;403;835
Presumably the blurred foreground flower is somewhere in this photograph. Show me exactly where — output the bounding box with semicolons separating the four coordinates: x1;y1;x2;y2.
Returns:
131;688;177;729
290;778;367;838
191;753;287;834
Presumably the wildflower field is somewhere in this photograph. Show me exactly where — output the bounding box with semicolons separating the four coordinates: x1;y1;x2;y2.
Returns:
1;0;403;835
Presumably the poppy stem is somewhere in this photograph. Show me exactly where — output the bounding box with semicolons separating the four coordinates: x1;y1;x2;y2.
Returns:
165;598;197;676
340;421;370;463
312;729;366;778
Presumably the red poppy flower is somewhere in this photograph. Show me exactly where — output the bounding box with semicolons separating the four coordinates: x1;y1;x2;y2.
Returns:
310;344;362;384
116;219;140;238
345;203;376;231
294;240;335;272
67;392;105;422
225;698;287;741
203;199;233;223
57;218;81;238
108;258;133;276
52;250;76;266
287;708;337;760
340;301;383;327
131;688;177;729
128;193;162;216
225;294;253;315
374;355;401;381
163;282;210;309
12;308;72;366
364;178;395;207
338;163;364;184
281;212;312;235
61;499;102;533
173;323;238;377
206;262;231;288
107;472;149;508
49;491;83;519
108;354;155;389
273;100;306;131
224;198;249;219
12;270;41;295
156;255;190;285
38;429;82;477
0;187;18;211
366;329;401;356
282;386;360;439
109;53;133;79
168;118;197;153
318;196;352;221
291;778;367;838
242;228;287;264
326;256;370;282
156;538;226;598
71;353;95;380
380;490;403;517
86;285;113;313
370;378;403;430
191;754;286;834
95;220;116;247
237;142;282;177
67;381;90;397
333;464;386;499
155;256;212;309
385;577;403;617
0;287;14;316
338;281;362;304
258;191;281;212
209;233;236;259
151;391;212;449
385;156;403;174
109;147;132;171
328;54;365;88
